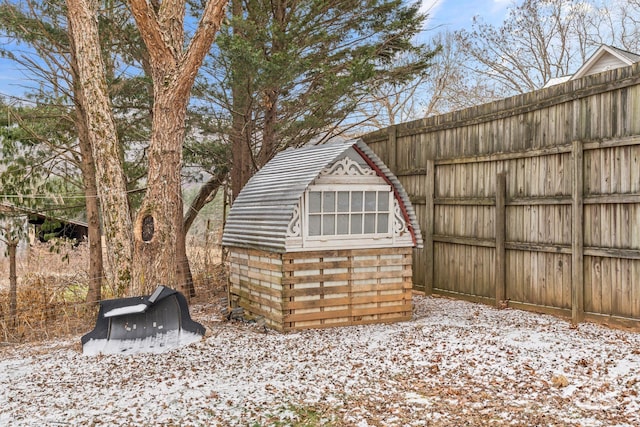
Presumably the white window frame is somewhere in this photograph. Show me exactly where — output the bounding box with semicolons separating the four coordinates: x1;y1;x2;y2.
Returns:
303;184;393;244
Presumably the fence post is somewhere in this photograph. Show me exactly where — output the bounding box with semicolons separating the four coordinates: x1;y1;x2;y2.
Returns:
387;125;397;172
424;159;435;295
572;140;585;324
495;172;507;307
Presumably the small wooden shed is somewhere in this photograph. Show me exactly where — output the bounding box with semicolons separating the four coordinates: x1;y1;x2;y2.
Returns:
222;139;422;331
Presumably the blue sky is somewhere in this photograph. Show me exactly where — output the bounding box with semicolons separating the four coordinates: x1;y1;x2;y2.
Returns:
0;0;513;100
0;65;33;99
0;36;33;99
421;0;511;31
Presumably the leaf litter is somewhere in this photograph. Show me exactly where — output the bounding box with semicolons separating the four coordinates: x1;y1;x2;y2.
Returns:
0;295;639;426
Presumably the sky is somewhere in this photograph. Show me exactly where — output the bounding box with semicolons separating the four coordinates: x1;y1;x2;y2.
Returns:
0;0;513;100
421;0;511;31
0;36;32;100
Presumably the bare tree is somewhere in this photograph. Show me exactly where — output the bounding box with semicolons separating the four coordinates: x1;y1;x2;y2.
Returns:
456;0;640;96
421;32;506;116
353;31;504;132
352;53;434;131
582;0;640;52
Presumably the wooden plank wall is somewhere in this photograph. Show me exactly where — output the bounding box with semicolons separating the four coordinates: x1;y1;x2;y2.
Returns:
282;248;413;331
363;62;640;328
228;247;286;330
228;247;413;331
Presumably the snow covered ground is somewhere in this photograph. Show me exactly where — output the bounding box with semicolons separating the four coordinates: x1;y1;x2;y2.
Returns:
1;295;639;426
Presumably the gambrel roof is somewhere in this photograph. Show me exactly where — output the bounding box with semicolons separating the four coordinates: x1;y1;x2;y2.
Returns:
222;139;422;252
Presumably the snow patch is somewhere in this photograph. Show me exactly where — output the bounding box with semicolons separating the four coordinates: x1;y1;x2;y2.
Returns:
82;330;203;355
405;391;431;405
1;296;639;426
103;303;148;317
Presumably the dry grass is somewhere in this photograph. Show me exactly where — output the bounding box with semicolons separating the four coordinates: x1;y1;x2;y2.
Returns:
0;239;227;344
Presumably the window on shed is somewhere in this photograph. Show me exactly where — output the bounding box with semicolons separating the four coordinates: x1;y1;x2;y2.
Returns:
306;185;392;239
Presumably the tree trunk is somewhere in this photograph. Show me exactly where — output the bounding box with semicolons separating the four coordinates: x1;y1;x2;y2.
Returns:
179;170;226;298
257;88;279;168
128;0;228;296
8;240;18;327
80;134;104;304
74;99;103;305
183;170;226;233
256;0;284;168
230;114;253;201
229;0;254;201
68;0;227;298
66;0;134;296
132;91;187;295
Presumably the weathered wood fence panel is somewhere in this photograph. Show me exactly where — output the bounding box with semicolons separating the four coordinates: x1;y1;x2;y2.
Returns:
363;62;640;328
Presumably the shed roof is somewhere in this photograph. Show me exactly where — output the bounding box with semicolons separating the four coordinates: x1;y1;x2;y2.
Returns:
222;139;422;252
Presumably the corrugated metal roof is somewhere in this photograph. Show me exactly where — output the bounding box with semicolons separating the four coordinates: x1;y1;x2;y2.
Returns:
354;140;423;249
222;139;422;252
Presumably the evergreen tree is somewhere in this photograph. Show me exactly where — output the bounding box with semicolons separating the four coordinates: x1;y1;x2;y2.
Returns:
195;0;438;198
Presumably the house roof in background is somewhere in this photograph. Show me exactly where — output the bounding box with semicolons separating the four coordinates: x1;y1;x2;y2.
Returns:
0;201;88;228
572;45;640;80
544;45;640;88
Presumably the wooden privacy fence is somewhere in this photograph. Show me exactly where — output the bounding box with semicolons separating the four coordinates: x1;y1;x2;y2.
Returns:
362;62;640;328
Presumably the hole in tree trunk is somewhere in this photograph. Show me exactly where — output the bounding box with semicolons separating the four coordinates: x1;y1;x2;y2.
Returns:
142;215;154;242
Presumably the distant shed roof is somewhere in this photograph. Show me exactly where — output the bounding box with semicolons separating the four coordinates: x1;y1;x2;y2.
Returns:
222;139;422;252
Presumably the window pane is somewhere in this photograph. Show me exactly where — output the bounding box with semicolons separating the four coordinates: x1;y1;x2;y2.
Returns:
309;192;321;213
323;214;335;235
309;215;321;236
377;213;389;233
337;192;350;212
365;191;376;211
351;214;362;234
337;214;349;234
364;213;375;233
351;192;363;211
377;192;389;211
308;187;392;238
323;192;335;212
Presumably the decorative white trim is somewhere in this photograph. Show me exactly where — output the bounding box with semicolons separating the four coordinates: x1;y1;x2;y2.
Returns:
285;181;414;250
393;200;408;236
319;157;376;178
287;204;301;237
